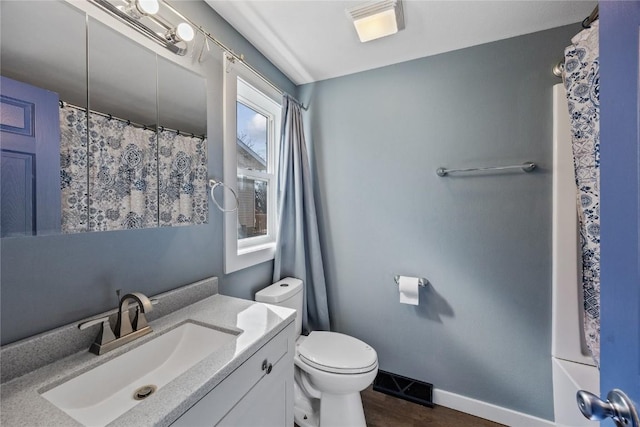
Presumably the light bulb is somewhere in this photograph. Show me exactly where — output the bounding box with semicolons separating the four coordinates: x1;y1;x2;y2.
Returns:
136;0;159;16
125;0;159;19
176;22;194;42
166;22;195;43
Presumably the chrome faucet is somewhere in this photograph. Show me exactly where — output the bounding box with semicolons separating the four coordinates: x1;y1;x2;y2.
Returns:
79;291;154;355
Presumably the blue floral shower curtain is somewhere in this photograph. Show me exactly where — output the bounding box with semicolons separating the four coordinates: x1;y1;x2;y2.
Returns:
273;95;330;333
88;114;159;231
562;20;600;367
60;105;208;232
60;106;89;233
158;129;208;227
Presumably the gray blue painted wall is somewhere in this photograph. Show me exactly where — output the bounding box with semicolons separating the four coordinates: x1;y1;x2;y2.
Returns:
300;24;581;420
0;0;293;345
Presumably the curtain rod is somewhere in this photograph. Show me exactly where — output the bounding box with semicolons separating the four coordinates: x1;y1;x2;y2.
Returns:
582;5;599;29
163;1;308;111
552;5;599;78
60;101;206;140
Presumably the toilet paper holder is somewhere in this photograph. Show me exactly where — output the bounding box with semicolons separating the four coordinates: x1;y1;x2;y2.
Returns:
394;276;428;287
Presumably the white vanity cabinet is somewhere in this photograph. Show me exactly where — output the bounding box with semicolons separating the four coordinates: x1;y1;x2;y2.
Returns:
172;322;295;427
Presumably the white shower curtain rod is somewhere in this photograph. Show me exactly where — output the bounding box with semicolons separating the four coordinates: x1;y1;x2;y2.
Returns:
59;101;206;140
163;1;308;111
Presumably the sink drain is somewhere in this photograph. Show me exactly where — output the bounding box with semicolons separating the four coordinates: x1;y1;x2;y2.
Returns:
133;384;157;400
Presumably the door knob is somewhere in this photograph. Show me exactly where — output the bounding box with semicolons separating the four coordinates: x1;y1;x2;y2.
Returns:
577;389;639;427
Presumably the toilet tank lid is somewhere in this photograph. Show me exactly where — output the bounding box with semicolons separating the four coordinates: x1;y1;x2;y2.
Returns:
255;277;303;303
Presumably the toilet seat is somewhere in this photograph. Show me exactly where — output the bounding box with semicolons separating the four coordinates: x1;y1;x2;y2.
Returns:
297;331;378;374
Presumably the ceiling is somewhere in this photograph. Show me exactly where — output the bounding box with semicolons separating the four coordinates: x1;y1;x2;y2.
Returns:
205;0;596;85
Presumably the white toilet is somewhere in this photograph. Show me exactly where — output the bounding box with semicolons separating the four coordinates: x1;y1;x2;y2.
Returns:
255;277;378;427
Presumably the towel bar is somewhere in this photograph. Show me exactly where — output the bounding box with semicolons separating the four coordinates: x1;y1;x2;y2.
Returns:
436;162;536;177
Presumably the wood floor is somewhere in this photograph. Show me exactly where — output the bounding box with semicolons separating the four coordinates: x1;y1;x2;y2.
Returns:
361;387;505;427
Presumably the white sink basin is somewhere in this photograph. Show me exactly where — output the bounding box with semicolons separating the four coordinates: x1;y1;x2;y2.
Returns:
41;321;239;426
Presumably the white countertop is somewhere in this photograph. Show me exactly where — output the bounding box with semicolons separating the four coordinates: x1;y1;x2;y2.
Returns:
0;294;296;427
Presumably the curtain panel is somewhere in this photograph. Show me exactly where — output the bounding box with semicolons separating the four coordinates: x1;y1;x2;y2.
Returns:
562;20;601;367
273;96;330;333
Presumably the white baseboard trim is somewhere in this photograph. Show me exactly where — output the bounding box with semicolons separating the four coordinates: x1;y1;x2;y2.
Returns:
433;388;556;427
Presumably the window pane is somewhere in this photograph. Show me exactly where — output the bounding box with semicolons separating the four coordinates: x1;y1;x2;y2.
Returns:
237;175;268;240
236;102;267;172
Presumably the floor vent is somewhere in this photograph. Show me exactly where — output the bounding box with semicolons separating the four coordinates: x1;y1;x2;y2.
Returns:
372;370;434;408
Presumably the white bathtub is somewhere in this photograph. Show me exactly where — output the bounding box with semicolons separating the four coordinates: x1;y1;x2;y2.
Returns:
552;358;599;427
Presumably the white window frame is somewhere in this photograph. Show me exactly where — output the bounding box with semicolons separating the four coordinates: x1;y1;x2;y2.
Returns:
223;54;281;273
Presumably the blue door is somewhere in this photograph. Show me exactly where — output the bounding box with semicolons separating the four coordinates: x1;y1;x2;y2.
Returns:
599;0;640;422
0;76;60;237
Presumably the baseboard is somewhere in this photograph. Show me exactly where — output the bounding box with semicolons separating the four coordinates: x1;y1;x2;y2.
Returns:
433;388;556;427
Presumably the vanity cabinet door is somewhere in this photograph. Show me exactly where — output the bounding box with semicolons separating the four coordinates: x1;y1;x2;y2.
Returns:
171;322;294;427
218;341;294;426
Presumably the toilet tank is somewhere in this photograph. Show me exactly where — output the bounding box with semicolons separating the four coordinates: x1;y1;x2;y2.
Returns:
255;277;303;337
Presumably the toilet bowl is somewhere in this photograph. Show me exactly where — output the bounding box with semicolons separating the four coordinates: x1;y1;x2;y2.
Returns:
255;278;378;427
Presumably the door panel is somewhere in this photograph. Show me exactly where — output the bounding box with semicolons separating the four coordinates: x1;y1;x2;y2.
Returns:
1;151;34;235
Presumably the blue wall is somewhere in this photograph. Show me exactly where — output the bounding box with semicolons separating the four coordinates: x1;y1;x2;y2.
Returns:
300;24;580;420
0;0;293;345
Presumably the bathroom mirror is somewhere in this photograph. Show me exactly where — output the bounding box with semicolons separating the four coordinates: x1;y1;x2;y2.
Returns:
0;1;208;237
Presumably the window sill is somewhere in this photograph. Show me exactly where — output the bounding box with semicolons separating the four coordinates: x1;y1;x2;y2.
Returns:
225;242;275;273
238;241;276;256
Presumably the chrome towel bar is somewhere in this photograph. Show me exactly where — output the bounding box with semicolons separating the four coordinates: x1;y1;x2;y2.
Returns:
436;162;536;177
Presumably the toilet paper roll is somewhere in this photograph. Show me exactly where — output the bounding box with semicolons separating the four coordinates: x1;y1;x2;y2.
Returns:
399;276;420;305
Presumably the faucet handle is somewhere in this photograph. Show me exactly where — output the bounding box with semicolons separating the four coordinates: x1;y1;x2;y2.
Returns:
78;316;117;347
129;298;159;310
78;316;111;330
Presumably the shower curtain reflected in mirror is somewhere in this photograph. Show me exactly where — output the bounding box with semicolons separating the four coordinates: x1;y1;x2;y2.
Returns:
60;104;208;232
562;20;600;367
158;129;208;227
60;106;89;233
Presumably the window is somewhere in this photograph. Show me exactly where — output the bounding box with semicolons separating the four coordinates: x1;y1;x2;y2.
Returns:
223;55;281;273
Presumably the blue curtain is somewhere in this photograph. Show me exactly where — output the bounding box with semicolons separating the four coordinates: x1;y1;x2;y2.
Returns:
563;20;600;367
273;95;330;333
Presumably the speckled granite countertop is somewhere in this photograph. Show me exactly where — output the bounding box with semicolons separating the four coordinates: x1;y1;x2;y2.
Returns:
1;291;295;427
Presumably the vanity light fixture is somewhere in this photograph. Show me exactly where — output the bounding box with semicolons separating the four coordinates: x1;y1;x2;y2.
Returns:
88;0;195;56
347;0;405;43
